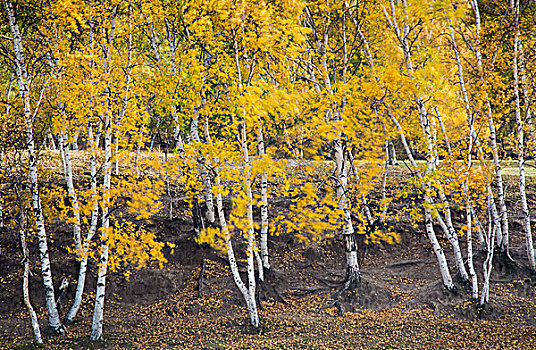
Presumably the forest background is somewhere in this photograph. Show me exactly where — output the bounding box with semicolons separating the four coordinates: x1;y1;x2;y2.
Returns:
1;0;536;347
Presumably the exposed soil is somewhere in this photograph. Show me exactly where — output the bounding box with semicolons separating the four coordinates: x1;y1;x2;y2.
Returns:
1;174;536;349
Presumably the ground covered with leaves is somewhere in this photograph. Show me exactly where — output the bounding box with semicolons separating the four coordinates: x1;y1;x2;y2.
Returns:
1;170;536;349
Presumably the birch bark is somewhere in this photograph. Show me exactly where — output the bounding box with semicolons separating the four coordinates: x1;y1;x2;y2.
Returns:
212;134;260;328
3;0;63;332
384;0;454;289
305;6;360;289
390;114;454;290
191;114;216;226
60;129;81;258
446;15;481;291
512;2;536;272
469;0;509;253
64;126;100;324
90;117;112;341
480;195;496;305
90;6;117;340
257;123;270;275
65;16;100;324
241;122;261;328
17;198;43;344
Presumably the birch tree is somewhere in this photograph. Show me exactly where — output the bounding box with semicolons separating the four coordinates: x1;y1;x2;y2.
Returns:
2;0;64;333
512;0;535;272
381;0;456;289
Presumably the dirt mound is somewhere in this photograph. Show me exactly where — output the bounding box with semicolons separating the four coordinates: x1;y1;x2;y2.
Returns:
2;199;536;347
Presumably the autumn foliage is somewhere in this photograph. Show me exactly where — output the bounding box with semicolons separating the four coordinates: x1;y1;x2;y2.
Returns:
0;0;536;346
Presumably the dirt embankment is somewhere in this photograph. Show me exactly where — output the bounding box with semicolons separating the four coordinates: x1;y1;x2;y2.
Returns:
1;191;536;348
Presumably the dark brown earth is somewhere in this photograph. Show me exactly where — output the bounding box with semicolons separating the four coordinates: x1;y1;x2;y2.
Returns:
1;174;536;349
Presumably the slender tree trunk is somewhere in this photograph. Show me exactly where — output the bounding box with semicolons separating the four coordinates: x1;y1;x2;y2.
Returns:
469;0;509;253
241;121;261;328
435;212;469;282
191;115;215;226
257;123;270;276
466;202;478;299
513;9;536;271
65;13;99;324
459;82;478;298
4;0;63;332
480;197;496;305
64;126;100;325
60;130;82;257
18;201;43;344
312;8;360;289
384;1;455;289
431;110;468;280
391;113;454;289
90;119;112;341
387;139;397;165
334;138;360;290
215;163;260;328
164;149;173;220
90;7;117;340
518;29;536;159
208;101;259;327
381;140;389;222
424;201;454;289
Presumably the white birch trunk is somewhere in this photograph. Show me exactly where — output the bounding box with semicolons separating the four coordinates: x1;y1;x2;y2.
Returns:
388;139;397;165
114;135;119;176
90;120;112;341
513;10;536;271
90;7;117;339
470;0;509;252
461;117;478;299
431;110;468;280
334;139;360;289
447;15;482;295
65;14;99;323
518;42;536;161
191;115;215;225
385;1;455;289
307;7;360;288
58;135;67;180
424;201;454;289
390;112;454;289
254;250;264;283
3;0;63;332
480;196;496;305
208;92;259;327
435;212;468;282
19;205;43;344
257;123;270;274
381;140;389;222
215;164;260;327
241;121;260;328
64;126;100;324
60;130;82;257
466;202;478;299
